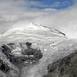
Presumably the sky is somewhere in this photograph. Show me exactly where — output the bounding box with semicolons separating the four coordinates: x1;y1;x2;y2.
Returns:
23;0;74;10
0;0;76;18
0;0;77;39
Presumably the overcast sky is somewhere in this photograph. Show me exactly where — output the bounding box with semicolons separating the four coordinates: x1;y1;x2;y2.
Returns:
0;0;77;39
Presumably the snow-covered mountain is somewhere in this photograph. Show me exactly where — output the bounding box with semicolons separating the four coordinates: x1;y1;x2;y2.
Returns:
0;22;77;77
0;22;66;45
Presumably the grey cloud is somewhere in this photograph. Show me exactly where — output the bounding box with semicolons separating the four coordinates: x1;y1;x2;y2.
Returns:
0;0;77;39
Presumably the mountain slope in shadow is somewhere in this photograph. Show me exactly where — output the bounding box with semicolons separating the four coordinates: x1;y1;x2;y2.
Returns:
45;49;77;77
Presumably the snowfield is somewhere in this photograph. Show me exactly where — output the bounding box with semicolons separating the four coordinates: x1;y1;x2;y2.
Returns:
0;22;77;77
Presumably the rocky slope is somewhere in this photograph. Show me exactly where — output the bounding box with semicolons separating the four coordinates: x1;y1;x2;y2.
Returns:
45;47;77;77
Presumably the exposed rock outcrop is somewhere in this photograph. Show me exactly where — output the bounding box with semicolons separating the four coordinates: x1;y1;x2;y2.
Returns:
45;49;77;77
0;42;43;77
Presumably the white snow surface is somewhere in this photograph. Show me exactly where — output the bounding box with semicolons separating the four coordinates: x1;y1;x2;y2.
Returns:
0;22;76;77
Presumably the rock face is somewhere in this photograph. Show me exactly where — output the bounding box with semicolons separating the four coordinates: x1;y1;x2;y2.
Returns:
0;46;19;77
45;50;77;77
0;42;43;77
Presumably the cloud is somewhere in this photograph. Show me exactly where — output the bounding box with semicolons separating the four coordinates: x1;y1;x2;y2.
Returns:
33;5;77;39
0;0;77;39
0;0;20;10
0;0;73;12
0;0;76;12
